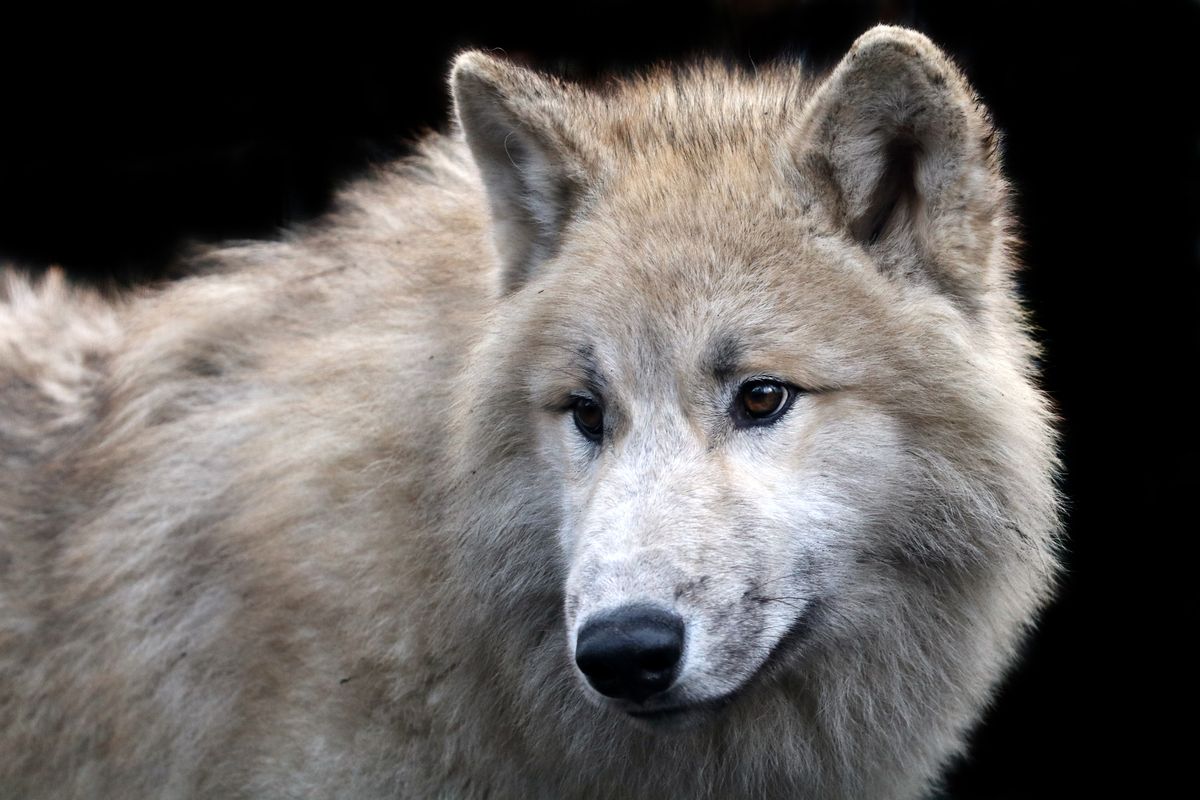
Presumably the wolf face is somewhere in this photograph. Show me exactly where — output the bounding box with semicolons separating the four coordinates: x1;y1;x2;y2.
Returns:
453;25;1060;737
512;208;927;726
532;274;912;724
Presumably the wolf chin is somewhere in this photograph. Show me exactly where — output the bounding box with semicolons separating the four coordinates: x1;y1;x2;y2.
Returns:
0;26;1060;799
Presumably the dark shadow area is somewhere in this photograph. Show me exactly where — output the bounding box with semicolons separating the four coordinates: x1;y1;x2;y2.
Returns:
2;1;1195;795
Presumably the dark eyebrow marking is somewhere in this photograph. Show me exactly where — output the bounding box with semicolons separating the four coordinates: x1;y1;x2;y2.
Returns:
705;334;744;383
577;344;607;396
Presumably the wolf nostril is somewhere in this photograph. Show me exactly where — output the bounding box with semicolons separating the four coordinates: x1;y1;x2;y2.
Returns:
574;605;685;703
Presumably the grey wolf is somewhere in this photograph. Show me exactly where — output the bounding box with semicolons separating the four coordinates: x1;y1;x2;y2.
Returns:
0;26;1061;798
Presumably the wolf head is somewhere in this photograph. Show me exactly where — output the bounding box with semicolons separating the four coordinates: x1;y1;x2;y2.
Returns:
447;24;1059;763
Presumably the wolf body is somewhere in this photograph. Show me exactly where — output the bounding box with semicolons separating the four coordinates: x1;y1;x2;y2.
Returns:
0;27;1060;799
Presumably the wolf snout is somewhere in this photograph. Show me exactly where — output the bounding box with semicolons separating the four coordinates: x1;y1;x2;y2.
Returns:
574;605;685;703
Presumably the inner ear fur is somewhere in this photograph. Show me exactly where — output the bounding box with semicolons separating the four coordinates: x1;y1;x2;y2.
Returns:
450;52;589;295
795;26;1008;303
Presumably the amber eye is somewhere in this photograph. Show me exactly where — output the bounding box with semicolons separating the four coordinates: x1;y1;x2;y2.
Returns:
733;379;795;426
572;397;604;442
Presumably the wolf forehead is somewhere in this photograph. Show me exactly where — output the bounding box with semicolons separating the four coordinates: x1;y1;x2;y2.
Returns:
505;193;929;404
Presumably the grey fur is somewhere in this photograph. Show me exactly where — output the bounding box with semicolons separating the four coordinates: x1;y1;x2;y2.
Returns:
0;26;1061;799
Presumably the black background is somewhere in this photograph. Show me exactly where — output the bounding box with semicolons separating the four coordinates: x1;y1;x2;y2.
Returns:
2;2;1195;796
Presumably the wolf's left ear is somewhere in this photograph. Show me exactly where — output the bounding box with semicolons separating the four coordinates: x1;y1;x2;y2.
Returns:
795;26;1007;304
451;52;591;294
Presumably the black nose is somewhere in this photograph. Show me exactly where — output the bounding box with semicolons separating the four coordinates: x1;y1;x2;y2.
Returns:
574;605;685;702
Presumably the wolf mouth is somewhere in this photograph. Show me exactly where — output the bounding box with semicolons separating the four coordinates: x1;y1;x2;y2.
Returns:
625;695;736;730
623;597;823;726
756;594;823;677
627;694;734;722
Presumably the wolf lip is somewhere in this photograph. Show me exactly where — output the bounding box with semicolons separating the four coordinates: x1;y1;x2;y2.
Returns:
625;693;735;723
626;704;706;731
628;705;693;720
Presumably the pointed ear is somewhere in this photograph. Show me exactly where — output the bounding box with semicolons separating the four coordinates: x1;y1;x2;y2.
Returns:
451;52;590;294
795;26;1007;305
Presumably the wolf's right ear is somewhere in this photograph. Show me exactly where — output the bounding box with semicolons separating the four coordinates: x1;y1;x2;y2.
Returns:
451;52;590;294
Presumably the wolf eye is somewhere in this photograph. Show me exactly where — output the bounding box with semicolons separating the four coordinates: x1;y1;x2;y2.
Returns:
571;397;604;442
732;379;796;427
